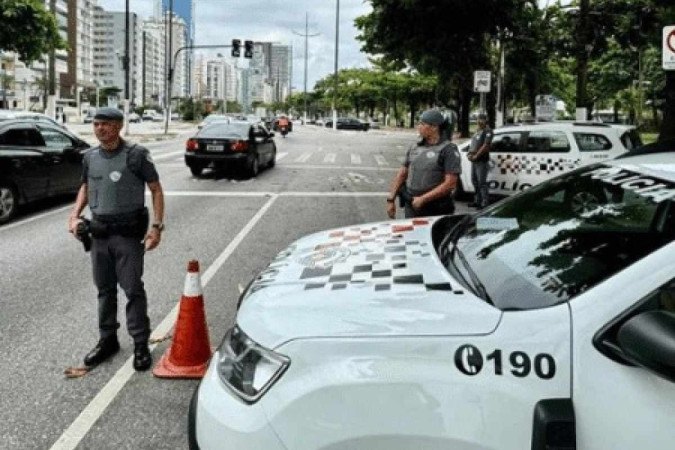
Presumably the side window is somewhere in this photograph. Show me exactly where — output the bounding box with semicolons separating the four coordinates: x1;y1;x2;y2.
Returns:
39;128;74;150
620;130;643;150
490;132;522;153
574;133;613;152
525;131;571;153
2;127;45;147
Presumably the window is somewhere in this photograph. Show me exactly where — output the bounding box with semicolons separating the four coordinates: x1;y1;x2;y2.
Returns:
39;128;73;150
441;164;675;310
490;132;522;153
2;128;45;146
525;130;570;153
574;133;612;152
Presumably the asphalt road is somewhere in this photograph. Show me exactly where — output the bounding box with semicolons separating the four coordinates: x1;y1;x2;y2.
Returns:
0;123;471;449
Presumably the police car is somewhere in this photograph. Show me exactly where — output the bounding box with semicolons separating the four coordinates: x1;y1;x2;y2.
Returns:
456;122;642;198
189;149;675;450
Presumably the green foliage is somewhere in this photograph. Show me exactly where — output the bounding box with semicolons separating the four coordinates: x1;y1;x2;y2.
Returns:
0;0;66;63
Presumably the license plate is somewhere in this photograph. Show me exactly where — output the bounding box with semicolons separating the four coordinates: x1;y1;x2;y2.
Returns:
206;144;224;152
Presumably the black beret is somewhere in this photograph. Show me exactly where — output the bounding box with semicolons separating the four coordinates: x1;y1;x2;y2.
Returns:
419;109;445;125
94;107;124;121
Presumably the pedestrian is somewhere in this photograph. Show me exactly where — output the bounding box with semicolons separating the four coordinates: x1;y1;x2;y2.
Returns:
467;113;493;209
67;107;165;372
386;109;461;219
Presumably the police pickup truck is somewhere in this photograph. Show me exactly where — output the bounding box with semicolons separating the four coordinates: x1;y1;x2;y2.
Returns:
189;149;674;450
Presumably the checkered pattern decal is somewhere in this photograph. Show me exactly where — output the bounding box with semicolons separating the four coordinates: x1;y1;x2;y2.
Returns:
247;219;463;295
494;154;581;176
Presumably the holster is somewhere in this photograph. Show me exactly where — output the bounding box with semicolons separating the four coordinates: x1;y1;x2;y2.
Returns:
397;185;413;207
91;208;149;239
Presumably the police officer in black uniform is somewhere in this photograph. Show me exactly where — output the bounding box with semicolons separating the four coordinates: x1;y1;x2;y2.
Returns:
386;109;461;218
68;107;165;371
468;113;493;209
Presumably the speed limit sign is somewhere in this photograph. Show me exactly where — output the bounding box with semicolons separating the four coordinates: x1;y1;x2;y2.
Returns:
664;26;675;70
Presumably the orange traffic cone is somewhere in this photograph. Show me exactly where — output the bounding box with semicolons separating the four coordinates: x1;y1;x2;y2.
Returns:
153;260;212;379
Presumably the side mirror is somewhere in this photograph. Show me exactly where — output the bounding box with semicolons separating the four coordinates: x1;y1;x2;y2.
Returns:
269;132;275;138
617;310;675;382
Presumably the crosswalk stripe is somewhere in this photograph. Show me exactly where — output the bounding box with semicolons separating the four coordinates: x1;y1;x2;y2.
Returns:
323;153;336;163
295;152;312;162
374;155;388;166
276;152;288;161
351;154;361;165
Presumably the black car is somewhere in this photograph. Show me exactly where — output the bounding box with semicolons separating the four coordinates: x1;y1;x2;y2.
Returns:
324;117;369;131
0;119;90;224
184;122;277;178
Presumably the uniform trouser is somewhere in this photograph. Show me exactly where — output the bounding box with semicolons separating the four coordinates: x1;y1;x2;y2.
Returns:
91;235;150;344
471;160;490;208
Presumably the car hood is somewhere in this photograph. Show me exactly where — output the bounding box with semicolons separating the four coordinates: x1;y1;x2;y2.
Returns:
236;217;501;349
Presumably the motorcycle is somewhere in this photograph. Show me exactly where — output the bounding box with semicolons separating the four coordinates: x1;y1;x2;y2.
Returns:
280;125;288;137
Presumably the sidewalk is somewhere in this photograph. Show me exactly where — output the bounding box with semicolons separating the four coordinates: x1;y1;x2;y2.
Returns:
68;120;197;144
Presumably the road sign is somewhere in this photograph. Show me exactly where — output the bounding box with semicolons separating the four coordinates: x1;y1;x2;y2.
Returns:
474;71;491;93
663;26;675;70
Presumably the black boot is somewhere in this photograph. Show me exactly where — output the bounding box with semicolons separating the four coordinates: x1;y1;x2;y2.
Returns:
133;342;152;371
84;336;120;367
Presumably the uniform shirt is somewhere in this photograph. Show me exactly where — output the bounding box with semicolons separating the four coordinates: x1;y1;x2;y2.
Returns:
404;139;461;196
81;140;159;215
469;127;493;163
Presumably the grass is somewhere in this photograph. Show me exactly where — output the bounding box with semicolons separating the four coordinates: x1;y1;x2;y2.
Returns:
640;132;658;144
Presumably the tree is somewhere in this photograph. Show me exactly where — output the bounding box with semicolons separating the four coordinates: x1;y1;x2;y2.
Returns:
0;0;66;63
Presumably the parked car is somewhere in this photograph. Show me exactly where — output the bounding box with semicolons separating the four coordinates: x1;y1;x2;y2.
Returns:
0;119;90;224
128;112;141;123
325;117;370;131
0;110;66;129
197;114;231;130
142;110;162;121
455;121;642;199
184;121;276;178
189;148;675;450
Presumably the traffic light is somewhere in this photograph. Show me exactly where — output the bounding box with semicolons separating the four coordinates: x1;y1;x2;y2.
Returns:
231;39;241;58
244;40;254;59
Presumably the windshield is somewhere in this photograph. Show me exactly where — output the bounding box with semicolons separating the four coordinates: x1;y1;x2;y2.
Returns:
440;163;675;310
199;122;250;138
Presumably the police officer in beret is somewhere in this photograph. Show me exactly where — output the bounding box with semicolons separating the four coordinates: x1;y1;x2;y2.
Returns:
67;107;165;371
386;109;461;218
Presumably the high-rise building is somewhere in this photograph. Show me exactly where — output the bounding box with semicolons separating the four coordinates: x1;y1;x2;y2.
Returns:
62;0;97;101
258;42;292;102
141;20;165;106
160;0;193;96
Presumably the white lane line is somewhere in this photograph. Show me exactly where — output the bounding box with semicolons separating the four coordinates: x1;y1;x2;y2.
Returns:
161;190;388;198
294;152;312;163
323;153;336;163
276;152;288;161
0;205;72;234
49;194;279;450
152;150;185;161
374;155;388;166
281;164;398;172
351;154;362;165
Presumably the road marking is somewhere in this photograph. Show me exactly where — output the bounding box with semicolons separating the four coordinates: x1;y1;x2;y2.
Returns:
282;164;397;172
152;150;185;161
276;152;288;161
351;154;361;165
49;195;280;450
0;205;72;234
323;153;336;163
374;155;388;166
160;190;389;198
294;152;312;163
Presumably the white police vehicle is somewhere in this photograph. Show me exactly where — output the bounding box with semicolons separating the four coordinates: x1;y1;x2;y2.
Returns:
189;148;675;450
456;122;642;198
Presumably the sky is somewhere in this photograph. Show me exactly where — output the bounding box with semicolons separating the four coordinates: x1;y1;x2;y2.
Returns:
98;0;373;92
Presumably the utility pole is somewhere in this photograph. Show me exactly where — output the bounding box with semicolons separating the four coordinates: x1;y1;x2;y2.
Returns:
332;0;340;130
47;0;57;118
292;13;320;125
123;0;130;135
164;0;173;134
575;0;591;121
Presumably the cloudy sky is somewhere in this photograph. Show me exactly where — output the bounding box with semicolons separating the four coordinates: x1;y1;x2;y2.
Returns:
98;0;373;91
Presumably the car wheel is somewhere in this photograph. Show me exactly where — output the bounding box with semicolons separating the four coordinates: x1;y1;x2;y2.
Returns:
0;183;19;225
248;155;260;178
189;166;203;177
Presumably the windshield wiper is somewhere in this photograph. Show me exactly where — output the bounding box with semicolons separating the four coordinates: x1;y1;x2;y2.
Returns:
454;247;494;305
438;214;474;264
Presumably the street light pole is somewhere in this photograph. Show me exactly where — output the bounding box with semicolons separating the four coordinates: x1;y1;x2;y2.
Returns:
332;0;340;130
123;0;130;135
164;0;174;135
292;13;320;125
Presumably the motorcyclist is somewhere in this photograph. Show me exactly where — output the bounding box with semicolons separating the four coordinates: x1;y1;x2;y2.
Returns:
277;115;290;137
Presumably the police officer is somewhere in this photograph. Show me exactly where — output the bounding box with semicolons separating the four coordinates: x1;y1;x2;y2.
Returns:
386;109;461;218
67;107;165;371
467;113;493;209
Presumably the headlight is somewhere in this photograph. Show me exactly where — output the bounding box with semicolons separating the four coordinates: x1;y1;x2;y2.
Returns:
217;326;290;403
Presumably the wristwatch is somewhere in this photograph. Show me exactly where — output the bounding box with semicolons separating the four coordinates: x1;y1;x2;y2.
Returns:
152;222;165;232
386;197;395;203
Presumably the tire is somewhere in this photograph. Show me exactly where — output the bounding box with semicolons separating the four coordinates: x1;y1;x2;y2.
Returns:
267;147;277;168
248;155;260;178
0;183;19;225
189;166;203;177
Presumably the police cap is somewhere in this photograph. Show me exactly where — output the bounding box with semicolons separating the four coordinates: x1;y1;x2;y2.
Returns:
419;109;445;126
94;107;124;122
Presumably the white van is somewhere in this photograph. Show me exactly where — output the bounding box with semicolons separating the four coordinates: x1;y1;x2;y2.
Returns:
456;122;642;198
